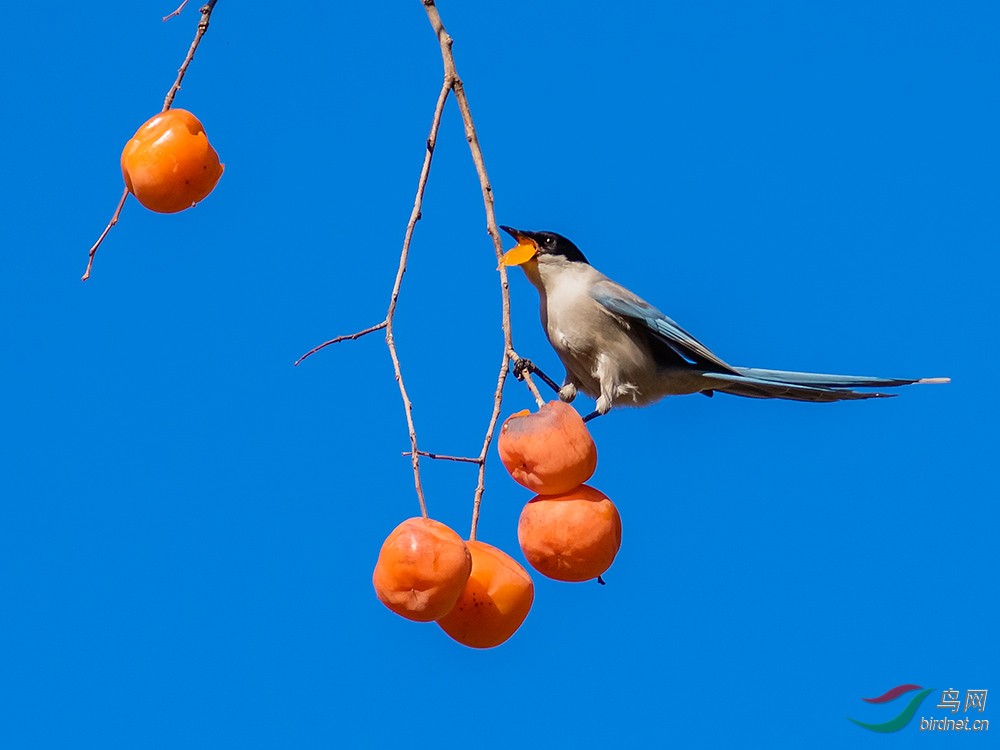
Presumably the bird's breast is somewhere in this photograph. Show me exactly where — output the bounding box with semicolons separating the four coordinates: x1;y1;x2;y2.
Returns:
543;284;599;357
537;271;613;393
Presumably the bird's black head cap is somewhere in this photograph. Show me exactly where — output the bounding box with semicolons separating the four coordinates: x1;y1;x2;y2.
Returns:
500;225;589;265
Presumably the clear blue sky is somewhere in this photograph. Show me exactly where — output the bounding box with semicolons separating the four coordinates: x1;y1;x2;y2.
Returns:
2;1;996;747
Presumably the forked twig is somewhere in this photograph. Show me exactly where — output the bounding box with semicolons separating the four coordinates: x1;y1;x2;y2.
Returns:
382;79;454;519
297;1;549;529
296;72;453;518
421;0;545;540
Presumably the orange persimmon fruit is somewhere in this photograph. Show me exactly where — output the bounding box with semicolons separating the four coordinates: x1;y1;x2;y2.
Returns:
518;484;622;582
121;108;224;213
497;400;597;495
436;540;534;649
372;517;472;622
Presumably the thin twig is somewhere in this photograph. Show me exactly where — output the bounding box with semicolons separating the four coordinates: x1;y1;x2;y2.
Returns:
163;0;219;112
294;80;451;519
383;78;453;520
422;0;543;541
403;451;483;465
81;187;129;282
294;321;387;366
302;3;543;526
162;0;191;22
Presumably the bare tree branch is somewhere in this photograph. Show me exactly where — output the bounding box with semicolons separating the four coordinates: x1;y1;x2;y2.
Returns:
421;0;547;540
81;188;129;282
298;2;550;529
293;321;387;366
382;79;454;520
294;80;452;520
162;0;191;22
163;0;219;112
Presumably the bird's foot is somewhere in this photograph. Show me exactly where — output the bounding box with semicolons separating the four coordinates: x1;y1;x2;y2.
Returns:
512;358;534;381
511;358;562;395
581;395;613;422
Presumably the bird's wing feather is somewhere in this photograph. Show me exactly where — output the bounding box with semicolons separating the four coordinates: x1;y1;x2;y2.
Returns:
591;280;740;374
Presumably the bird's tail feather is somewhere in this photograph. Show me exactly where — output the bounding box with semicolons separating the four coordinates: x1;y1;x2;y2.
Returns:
702;368;949;403
733;367;951;389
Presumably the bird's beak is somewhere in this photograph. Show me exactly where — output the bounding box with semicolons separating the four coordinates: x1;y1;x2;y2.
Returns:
499;225;539;267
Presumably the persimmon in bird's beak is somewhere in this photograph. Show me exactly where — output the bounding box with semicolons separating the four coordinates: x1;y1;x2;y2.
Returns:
501;237;538;267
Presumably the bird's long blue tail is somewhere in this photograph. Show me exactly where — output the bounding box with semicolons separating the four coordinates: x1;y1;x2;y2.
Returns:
702;367;949;402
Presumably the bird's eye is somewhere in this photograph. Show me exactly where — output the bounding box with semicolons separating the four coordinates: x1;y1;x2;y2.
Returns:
545;236;556;247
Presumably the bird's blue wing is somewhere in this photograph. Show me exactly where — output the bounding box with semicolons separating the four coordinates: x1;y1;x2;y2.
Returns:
590;279;739;373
